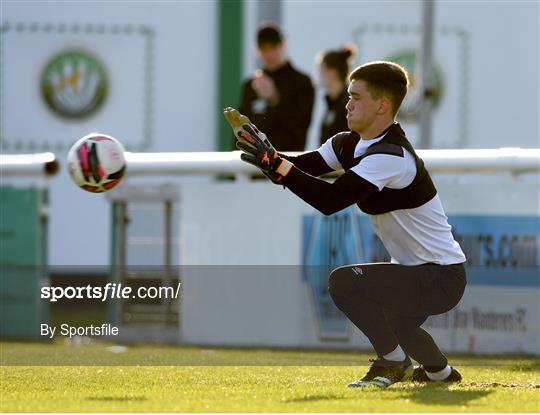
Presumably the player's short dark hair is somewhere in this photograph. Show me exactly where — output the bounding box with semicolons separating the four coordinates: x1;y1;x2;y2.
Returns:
319;44;357;83
257;23;283;46
349;61;409;116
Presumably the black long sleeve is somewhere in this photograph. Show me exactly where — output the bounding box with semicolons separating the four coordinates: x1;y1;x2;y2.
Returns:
283;166;379;216
280;151;334;177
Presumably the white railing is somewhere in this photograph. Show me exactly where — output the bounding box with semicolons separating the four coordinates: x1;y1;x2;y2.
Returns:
0;152;59;177
1;148;538;177
124;148;540;176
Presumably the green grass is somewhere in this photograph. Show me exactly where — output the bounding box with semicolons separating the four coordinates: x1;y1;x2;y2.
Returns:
1;341;539;412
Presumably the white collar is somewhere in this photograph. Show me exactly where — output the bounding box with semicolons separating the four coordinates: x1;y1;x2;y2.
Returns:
354;130;390;158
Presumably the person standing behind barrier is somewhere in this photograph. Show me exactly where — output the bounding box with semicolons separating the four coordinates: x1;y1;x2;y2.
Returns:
317;44;357;146
238;23;315;151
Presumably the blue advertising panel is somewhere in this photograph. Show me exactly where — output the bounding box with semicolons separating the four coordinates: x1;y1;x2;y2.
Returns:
302;211;540;339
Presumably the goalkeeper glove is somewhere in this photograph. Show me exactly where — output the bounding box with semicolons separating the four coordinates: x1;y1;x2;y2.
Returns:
223;107;293;184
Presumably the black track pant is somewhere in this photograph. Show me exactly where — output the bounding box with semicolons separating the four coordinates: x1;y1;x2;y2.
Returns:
328;262;466;368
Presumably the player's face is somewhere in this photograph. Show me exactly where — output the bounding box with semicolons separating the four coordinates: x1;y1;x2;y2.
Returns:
345;80;381;134
257;42;285;71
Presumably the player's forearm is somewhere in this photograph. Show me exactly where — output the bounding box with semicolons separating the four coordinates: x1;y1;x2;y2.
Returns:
283;167;378;216
280;151;333;177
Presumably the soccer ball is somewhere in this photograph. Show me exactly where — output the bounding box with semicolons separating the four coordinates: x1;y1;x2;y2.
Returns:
67;133;126;193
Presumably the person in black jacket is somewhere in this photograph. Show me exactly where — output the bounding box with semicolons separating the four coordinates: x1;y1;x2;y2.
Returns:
238;24;314;151
317;44;357;146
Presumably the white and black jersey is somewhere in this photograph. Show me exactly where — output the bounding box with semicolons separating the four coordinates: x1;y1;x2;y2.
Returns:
281;123;466;266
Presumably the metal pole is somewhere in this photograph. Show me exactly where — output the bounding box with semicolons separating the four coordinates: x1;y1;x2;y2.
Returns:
120;149;540;176
419;0;435;149
164;200;173;324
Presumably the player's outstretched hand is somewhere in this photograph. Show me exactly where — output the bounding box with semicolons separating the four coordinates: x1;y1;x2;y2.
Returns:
223;107;258;151
223;107;293;184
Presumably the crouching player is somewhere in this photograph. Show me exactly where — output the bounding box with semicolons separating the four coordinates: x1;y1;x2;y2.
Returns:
224;61;466;388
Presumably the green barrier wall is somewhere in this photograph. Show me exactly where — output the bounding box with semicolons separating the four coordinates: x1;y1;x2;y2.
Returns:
0;186;49;339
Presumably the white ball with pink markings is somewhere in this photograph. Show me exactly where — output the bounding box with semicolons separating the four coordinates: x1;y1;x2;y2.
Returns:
67;133;126;193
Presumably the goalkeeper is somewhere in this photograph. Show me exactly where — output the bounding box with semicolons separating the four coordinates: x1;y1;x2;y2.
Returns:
224;61;467;388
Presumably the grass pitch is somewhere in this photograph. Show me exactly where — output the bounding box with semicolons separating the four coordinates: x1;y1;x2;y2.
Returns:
1;341;539;412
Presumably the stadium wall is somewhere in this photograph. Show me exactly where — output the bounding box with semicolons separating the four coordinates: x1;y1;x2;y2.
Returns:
2;2;218;268
178;175;540;355
2;1;539;284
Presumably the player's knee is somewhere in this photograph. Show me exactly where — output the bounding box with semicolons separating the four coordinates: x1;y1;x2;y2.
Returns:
328;266;357;300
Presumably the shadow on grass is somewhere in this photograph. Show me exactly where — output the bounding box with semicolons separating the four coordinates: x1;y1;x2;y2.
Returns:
285;384;495;406
506;362;540;372
285;394;350;403
385;384;493;406
86;396;147;402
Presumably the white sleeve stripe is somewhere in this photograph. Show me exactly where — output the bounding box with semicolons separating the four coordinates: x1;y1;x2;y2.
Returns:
348;167;380;189
317;146;342;171
349;153;415;191
316;135;344;171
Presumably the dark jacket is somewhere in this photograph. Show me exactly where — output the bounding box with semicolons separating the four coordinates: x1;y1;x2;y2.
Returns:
319;87;349;146
238;61;314;151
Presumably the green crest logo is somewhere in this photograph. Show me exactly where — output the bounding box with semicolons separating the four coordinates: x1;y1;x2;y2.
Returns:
386;50;443;121
41;50;108;118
